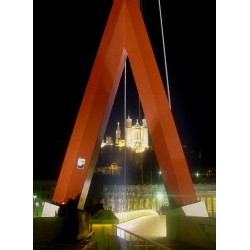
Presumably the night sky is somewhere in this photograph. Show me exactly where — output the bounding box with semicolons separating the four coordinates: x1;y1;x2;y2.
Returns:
34;0;215;180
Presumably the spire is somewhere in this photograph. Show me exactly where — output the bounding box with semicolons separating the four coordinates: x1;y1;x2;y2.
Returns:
116;122;121;139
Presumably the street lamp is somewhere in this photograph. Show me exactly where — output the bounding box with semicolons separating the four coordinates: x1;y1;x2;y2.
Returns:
156;192;163;201
157;170;162;183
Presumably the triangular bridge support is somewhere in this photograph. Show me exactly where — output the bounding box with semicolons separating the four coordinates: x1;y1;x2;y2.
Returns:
53;0;197;209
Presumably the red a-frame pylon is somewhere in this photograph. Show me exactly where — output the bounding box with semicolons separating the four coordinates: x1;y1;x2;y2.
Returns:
53;0;197;209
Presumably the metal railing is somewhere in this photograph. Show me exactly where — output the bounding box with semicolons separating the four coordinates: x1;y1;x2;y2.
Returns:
115;225;172;250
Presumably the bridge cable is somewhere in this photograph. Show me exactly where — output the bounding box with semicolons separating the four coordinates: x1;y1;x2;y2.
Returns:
158;0;171;109
139;0;142;122
124;61;127;209
140;0;144;186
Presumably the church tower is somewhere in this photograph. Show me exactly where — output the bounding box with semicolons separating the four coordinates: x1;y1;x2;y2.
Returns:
125;116;132;146
115;122;121;145
125;117;149;153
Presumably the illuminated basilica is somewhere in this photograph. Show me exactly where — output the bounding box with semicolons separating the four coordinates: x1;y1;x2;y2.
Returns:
102;117;149;153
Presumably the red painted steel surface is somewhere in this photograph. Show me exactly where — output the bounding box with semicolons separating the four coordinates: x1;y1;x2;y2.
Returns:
53;1;127;204
53;0;197;207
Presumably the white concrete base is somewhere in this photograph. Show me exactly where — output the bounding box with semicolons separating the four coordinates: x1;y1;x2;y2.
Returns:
41;202;59;217
181;201;209;217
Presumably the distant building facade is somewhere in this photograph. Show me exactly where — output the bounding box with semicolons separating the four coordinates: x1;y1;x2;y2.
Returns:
33;180;57;216
102;183;216;217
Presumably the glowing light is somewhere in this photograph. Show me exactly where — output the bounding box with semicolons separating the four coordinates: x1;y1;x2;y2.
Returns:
156;192;163;201
196;172;199;177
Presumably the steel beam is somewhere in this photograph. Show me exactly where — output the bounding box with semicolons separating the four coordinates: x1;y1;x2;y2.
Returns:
53;0;197;208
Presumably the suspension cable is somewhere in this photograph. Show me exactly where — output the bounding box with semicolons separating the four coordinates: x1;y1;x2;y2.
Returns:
158;0;171;109
124;61;127;188
139;0;143;122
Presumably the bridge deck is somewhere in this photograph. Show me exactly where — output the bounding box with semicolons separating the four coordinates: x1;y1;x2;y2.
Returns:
118;215;206;250
118;215;167;240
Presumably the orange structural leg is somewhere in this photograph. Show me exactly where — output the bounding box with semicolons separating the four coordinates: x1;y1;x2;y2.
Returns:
124;0;196;205
53;0;197;208
53;1;127;205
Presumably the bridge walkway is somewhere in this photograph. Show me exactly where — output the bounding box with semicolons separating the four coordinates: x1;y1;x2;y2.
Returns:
117;215;207;250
